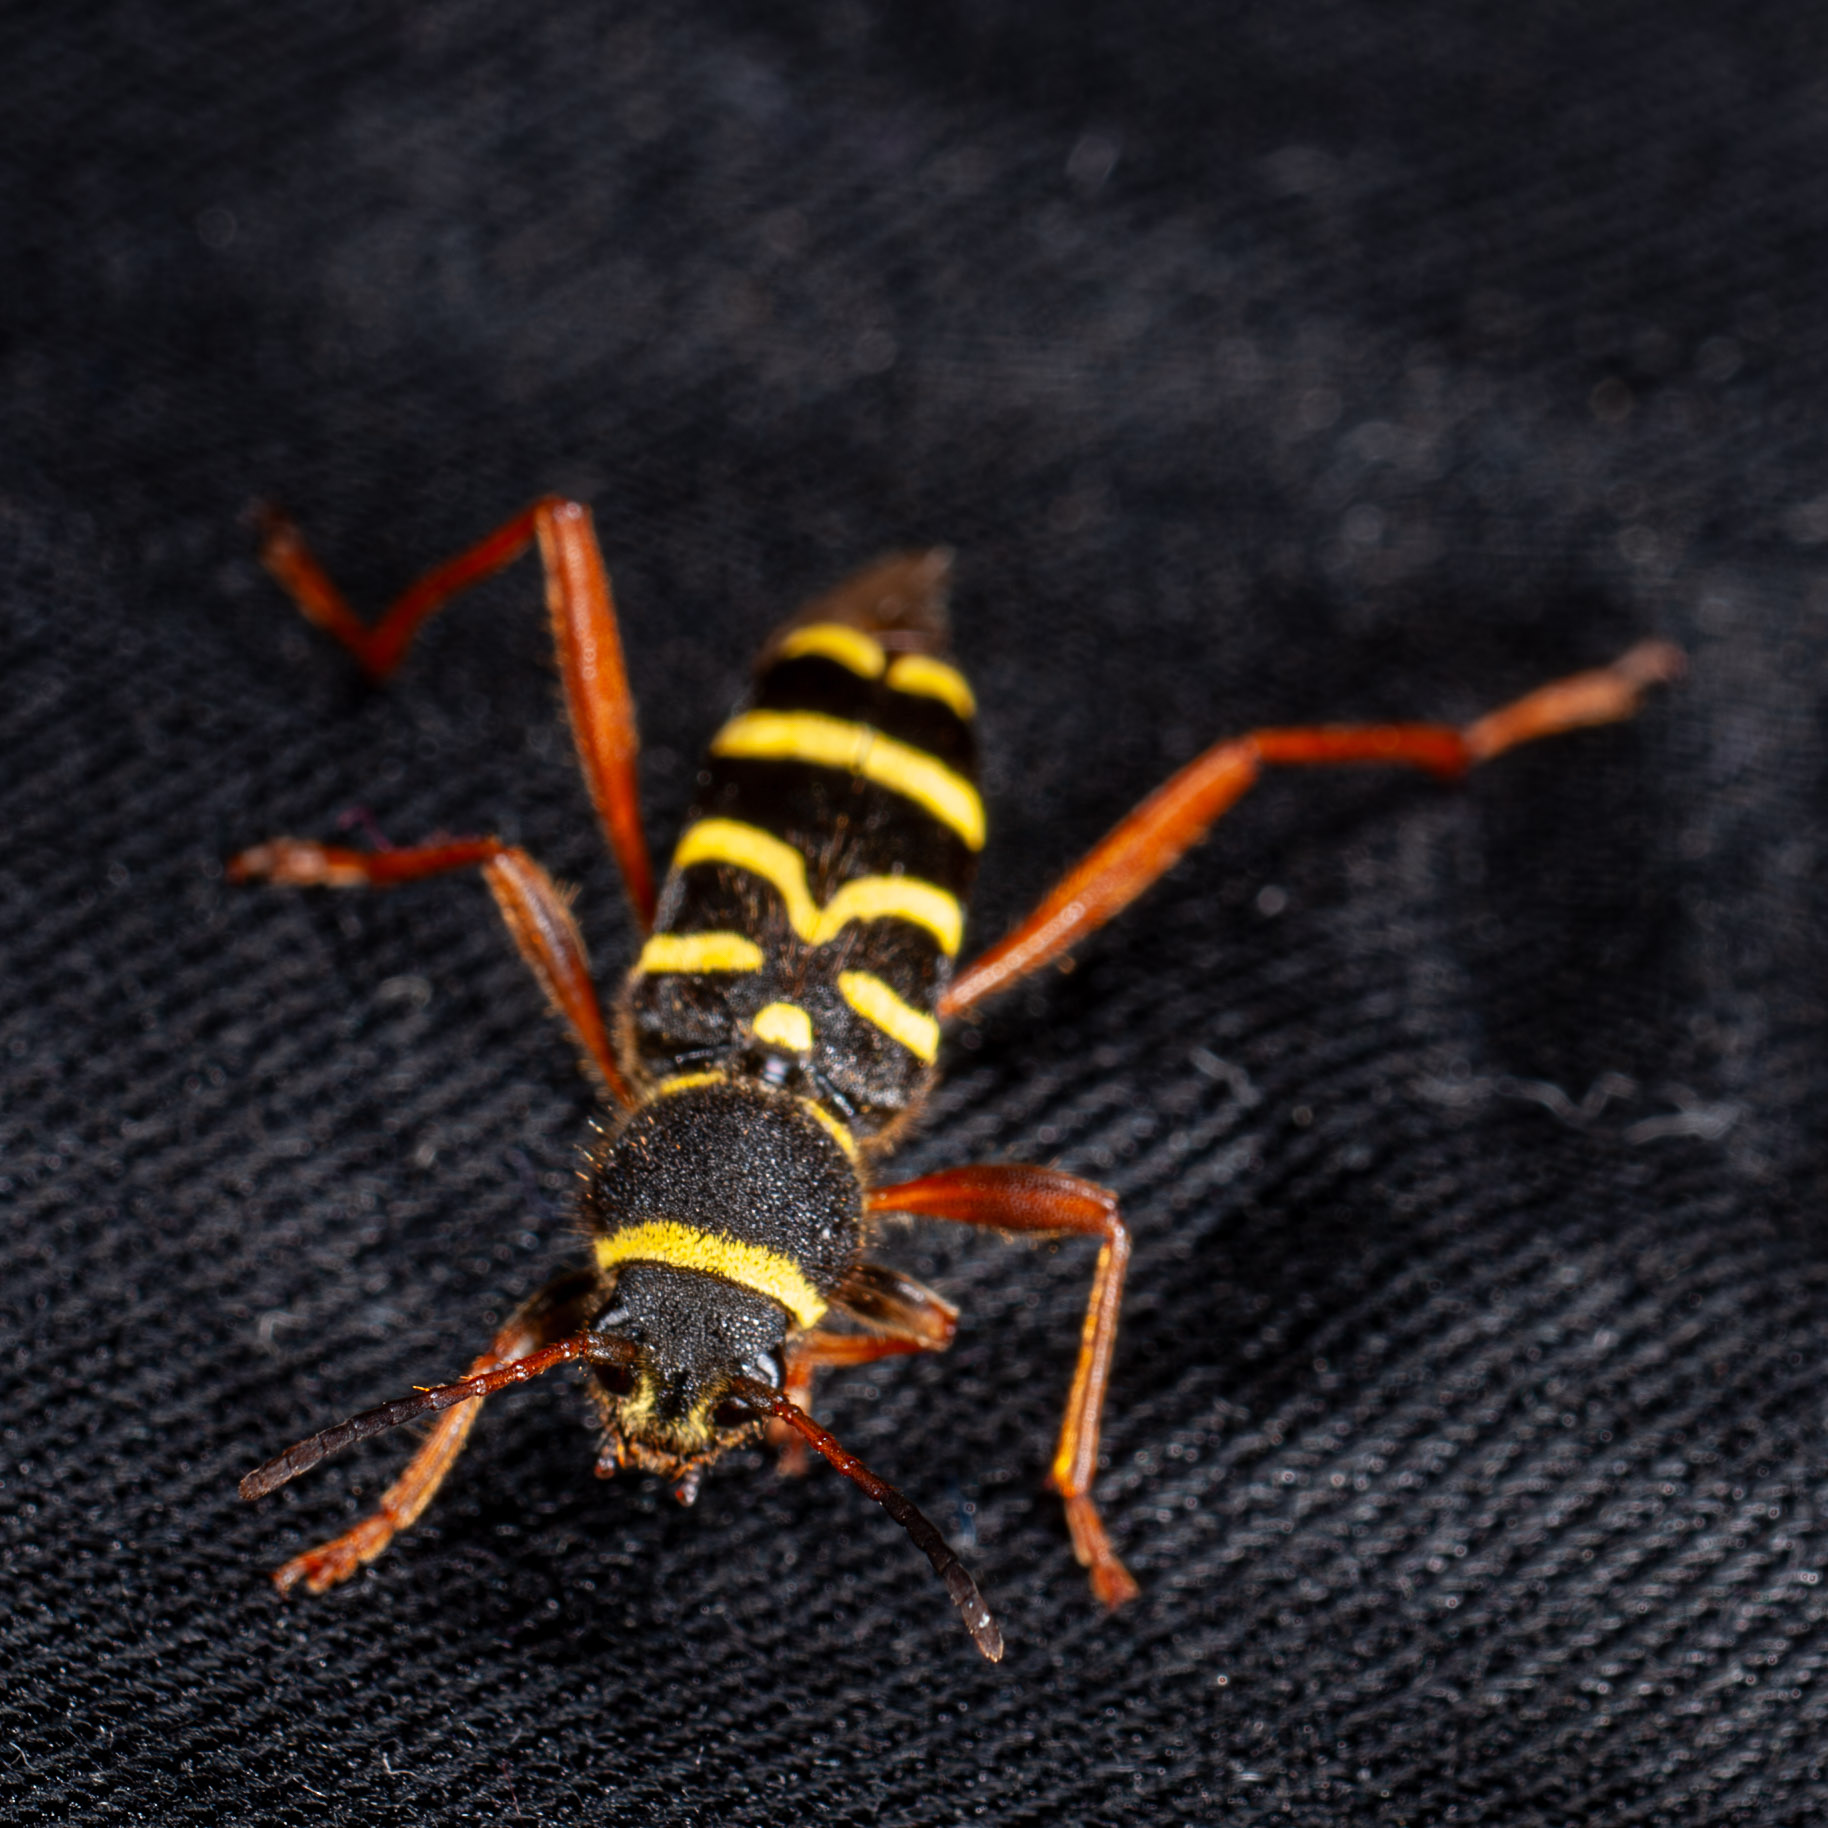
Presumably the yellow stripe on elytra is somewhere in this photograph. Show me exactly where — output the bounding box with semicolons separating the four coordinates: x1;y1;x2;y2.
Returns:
824;875;963;955
752;1001;814;1053
710;711;985;850
672;819;963;955
635;931;765;975
775;623;975;723
837;970;941;1064
594;1220;827;1329
776;622;886;678
887;653;976;720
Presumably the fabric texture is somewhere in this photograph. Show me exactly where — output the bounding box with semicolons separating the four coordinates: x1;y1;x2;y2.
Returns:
3;3;1825;1822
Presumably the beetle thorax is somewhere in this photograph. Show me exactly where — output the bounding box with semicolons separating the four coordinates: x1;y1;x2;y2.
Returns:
582;1077;864;1491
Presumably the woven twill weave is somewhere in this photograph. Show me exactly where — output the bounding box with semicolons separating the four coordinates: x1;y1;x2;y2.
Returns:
3;3;1824;1822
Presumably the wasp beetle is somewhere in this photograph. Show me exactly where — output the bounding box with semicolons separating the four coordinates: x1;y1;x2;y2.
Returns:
235;498;1680;1657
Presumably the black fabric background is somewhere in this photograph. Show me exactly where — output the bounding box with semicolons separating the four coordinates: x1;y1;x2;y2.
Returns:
4;4;1826;1823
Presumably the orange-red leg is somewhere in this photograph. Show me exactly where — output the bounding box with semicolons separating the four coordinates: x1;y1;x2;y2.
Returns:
268;1268;599;1595
939;638;1684;1017
772;1264;960;1471
228;838;633;1107
867;1165;1138;1608
255;498;656;930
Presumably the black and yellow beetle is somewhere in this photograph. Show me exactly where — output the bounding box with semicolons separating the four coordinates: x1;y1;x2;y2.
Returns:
235;497;1680;1657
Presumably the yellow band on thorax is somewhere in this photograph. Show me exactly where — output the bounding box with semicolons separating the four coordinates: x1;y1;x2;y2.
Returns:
798;1096;860;1165
594;1219;828;1330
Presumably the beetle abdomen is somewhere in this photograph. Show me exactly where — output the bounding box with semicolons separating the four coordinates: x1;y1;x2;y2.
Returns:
622;553;978;1131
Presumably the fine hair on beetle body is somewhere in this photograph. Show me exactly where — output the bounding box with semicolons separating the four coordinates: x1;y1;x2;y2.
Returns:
233;494;1682;1660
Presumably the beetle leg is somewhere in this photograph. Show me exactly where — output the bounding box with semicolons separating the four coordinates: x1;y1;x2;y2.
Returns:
229;838;633;1106
267;1268;600;1595
254;497;656;929
769;1264;959;1472
867;1165;1138;1609
939;639;1683;1017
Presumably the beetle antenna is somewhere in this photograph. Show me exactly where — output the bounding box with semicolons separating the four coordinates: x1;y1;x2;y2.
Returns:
726;1374;1004;1662
240;1333;641;1501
